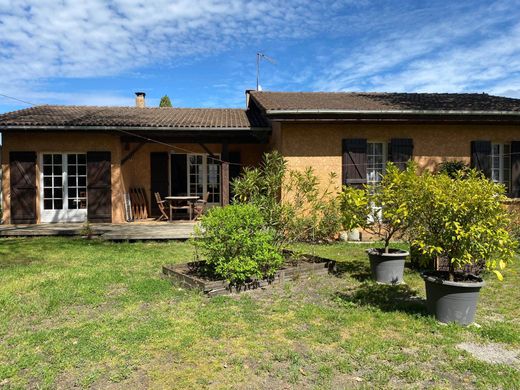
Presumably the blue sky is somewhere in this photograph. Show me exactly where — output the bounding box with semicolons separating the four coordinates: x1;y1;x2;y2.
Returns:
1;0;520;113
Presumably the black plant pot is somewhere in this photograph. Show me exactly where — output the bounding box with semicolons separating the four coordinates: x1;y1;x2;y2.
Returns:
367;248;409;284
421;271;485;325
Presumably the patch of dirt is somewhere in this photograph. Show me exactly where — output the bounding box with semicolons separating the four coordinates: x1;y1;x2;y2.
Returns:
457;342;520;367
242;273;346;308
106;283;128;297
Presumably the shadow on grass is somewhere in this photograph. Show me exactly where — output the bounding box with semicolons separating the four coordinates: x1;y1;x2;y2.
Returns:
334;260;372;282
335;282;429;316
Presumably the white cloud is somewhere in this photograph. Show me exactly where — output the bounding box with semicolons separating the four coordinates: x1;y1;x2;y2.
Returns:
0;0;343;107
310;1;520;97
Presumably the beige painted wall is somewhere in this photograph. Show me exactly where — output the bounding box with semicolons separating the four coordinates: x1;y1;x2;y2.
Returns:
277;121;520;188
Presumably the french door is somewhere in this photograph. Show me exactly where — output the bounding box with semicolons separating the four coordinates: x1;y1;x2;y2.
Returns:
41;153;88;222
187;154;221;204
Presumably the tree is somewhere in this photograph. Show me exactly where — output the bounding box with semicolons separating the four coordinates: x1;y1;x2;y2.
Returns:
159;95;172;107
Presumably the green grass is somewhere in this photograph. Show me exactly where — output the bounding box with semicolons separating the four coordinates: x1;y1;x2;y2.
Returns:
0;238;519;389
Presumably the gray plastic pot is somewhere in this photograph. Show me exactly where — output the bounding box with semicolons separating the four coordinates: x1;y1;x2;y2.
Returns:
367;248;409;284
421;272;485;325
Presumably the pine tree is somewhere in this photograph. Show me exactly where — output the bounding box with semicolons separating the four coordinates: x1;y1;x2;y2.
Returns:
159;95;172;107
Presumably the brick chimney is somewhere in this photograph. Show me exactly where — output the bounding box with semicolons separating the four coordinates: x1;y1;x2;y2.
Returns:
135;92;146;108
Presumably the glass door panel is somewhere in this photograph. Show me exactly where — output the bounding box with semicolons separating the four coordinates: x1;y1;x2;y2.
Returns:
185;154;221;205
188;155;204;198
41;153;88;222
207;156;221;204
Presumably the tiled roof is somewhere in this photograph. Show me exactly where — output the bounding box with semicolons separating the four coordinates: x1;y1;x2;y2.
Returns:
0;105;268;129
250;91;520;112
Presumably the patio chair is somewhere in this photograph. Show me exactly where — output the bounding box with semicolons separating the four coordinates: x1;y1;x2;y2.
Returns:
192;192;209;220
154;192;169;221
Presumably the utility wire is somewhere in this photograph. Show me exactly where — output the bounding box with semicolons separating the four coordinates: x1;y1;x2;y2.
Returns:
0;92;249;166
0;93;39;107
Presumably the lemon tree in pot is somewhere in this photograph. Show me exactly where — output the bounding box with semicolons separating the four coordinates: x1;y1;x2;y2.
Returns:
412;170;516;325
340;163;419;284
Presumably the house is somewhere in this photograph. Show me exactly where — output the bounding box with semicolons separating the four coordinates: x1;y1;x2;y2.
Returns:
1;91;520;224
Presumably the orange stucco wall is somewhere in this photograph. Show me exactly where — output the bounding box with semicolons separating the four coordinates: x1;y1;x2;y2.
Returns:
1;132;266;224
276;121;520;189
3;122;520;224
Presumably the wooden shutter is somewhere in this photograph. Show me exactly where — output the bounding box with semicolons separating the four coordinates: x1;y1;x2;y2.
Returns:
151;152;170;216
470;141;491;178
511;141;520;198
10;151;37;224
170;153;187;196
87;151;112;223
390;138;413;170
342;139;367;187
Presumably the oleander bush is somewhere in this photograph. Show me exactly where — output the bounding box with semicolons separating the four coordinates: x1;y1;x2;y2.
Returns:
232;151;342;244
193;203;284;284
436;160;470;178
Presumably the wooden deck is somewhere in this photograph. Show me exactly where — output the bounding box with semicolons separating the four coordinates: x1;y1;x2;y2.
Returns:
0;221;196;241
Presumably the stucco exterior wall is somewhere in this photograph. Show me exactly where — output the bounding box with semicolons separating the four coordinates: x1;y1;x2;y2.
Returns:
1;133;267;224
1;132;125;224
121;142;266;212
277;121;520;188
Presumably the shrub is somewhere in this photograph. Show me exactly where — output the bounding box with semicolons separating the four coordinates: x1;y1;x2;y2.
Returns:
411;169;517;280
437;160;470;178
232;151;342;244
339;162;420;252
193;204;284;284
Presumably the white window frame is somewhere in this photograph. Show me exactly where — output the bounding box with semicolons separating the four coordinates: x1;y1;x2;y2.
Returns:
39;152;88;223
366;141;388;187
491;143;511;192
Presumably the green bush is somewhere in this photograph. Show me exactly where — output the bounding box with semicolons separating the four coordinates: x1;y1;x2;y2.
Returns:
193;204;284;284
232;151;342;244
411;169;517;280
437;160;470;178
340;162;420;252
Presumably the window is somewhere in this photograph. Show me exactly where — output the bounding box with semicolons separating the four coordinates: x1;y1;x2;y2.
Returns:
367;142;387;186
491;143;511;192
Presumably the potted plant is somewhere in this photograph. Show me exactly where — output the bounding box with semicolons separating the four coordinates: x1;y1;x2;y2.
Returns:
340;163;418;284
411;170;516;325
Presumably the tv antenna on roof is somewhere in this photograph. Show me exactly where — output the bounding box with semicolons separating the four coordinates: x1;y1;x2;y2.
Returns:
256;52;276;91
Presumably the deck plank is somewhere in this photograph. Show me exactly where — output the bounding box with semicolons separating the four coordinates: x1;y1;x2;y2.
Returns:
0;222;196;240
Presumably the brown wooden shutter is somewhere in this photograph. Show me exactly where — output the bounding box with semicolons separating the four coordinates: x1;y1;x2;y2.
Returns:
470;141;491;178
511;141;520;197
390;138;413;170
10;151;37;224
87;151;112;222
170;153;187;196
151;152;169;216
342;139;367;188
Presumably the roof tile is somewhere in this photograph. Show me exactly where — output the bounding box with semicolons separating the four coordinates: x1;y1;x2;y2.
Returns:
250;91;520;112
0;106;268;129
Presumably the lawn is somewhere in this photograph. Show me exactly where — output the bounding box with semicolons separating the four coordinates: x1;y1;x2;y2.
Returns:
0;237;519;389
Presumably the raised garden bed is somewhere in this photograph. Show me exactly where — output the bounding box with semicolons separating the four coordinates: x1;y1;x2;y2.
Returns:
162;252;336;296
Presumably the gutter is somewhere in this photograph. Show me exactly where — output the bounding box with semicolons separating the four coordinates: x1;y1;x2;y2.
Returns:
0;125;271;132
265;109;520;116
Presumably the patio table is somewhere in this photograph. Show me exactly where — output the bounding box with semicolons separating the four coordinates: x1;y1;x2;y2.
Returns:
165;196;200;221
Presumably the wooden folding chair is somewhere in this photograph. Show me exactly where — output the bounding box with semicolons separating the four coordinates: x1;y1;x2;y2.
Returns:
154;192;169;221
192;192;210;220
